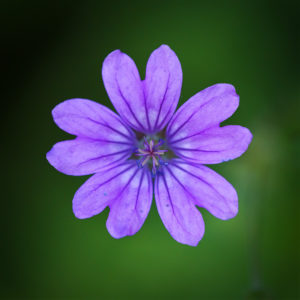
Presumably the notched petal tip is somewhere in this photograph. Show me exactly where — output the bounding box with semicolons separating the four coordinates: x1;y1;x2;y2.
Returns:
237;126;253;153
106;216;137;239
158;44;170;48
46;143;74;175
73;208;92;220
102;49;122;66
217;82;237;90
224;206;238;220
46;147;60;171
216;195;238;220
166;219;205;247
226;125;253;160
244;126;253;144
51;98;81;120
50;98;102;133
51;101;64;121
210;83;239;102
104;49;121;57
173;225;205;247
156;44;172;53
188;237;203;247
212;83;238;96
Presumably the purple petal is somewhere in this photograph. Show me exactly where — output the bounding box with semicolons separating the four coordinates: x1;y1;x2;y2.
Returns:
167;84;239;143
170;125;252;164
144;45;182;133
52;98;135;142
102;50;147;132
102;45;182;134
73;161;135;219
166;159;238;220
73;161;153;239
106;165;153;238
155;164;205;246
46;137;132;175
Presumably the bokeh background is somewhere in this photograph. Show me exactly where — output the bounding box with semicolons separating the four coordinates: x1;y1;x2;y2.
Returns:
2;0;299;299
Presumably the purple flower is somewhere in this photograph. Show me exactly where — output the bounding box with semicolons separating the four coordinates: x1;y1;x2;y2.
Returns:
47;45;252;246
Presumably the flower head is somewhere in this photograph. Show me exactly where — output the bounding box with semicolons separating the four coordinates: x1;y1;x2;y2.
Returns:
47;45;252;246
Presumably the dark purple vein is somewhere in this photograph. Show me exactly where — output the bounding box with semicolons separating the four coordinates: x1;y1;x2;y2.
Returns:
85;163;135;198
166;165;224;212
152;74;170;131
117;85;146;132
77;149;131;167
86;117;134;141
160;171;188;232
134;169;145;212
111;166;141;205
171;162;226;202
167;109;198;140
171;146;220;153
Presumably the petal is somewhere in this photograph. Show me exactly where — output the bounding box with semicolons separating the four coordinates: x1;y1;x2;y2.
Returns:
102;50;147;132
167;84;239;143
52;98;135;142
144;45;182;133
170;125;252;164
155;164;205;246
106;165;153;238
102;45;182;134
46;137;133;176
73;161;153;239
166;159;238;220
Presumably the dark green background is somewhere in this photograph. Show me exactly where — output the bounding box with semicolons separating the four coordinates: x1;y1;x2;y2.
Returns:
2;1;299;299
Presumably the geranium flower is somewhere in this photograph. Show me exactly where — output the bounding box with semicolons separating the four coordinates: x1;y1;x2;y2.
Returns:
47;45;252;246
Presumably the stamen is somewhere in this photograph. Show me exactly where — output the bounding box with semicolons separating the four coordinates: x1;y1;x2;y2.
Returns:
135;138;168;176
152;156;159;166
138;149;149;155
153;149;168;155
149;140;154;151
142;156;150;166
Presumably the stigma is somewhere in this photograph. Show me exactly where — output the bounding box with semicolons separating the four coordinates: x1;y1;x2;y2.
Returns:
136;138;168;176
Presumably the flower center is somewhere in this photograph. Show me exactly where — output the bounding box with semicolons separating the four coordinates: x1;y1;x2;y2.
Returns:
136;138;168;176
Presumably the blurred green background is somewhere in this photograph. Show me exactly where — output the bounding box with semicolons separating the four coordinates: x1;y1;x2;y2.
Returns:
1;0;299;299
